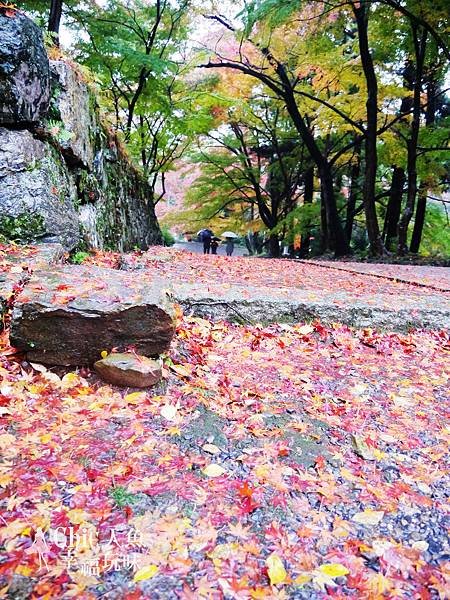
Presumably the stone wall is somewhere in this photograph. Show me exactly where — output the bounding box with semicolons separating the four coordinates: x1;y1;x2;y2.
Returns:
0;9;162;251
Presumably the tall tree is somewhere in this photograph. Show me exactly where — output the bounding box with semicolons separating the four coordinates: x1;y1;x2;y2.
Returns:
48;0;63;44
352;0;385;255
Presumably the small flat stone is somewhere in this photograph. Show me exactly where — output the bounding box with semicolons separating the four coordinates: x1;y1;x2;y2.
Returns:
94;353;162;388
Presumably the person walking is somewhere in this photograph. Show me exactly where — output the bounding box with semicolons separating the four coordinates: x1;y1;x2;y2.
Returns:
201;229;212;254
211;237;219;254
225;238;235;256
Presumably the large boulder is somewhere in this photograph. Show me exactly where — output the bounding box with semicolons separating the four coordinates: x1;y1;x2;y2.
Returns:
0;128;80;250
10;265;175;365
0;9;50;125
49;60;97;169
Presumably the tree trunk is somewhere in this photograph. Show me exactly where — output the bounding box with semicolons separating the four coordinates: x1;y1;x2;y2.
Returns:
409;188;427;253
319;164;349;255
409;76;436;254
48;0;63;45
382;62;414;250
268;234;280;257
354;1;384;256
384;166;405;250
345;140;361;241
279;82;349;256
304;167;314;204
319;181;328;253
397;26;427;255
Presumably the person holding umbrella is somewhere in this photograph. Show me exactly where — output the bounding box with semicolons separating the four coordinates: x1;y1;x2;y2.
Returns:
222;231;238;256
198;228;214;254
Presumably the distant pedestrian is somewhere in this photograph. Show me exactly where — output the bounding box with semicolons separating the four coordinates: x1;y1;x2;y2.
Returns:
225;239;235;256
203;231;212;254
211;238;219;254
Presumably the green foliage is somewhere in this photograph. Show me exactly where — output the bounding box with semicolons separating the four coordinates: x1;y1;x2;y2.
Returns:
69;251;90;265
45;119;74;144
272;203;321;242
108;486;137;508
71;0;211;201
0;213;45;244
20;0;450;258
419;203;450;257
161;226;175;246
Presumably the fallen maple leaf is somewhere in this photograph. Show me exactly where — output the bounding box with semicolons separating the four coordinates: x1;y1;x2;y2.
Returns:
202;464;227;477
266;552;287;585
133;564;158;582
202;443;220;454
351;434;376;460
160;404;178;421
318;563;349;577
352;509;385;526
297;324;314;335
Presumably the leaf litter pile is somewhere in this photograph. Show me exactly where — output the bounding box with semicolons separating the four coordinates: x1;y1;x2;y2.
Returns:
0;246;449;599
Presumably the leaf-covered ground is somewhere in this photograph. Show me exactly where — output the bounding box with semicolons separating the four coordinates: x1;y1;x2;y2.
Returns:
0;246;449;599
308;261;450;292
84;248;450;300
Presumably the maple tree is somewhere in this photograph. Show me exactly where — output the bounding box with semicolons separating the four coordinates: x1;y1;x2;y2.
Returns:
18;0;449;257
177;99;310;256
197;0;449;257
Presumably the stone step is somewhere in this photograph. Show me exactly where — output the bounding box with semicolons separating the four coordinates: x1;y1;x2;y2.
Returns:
10;265;175;365
172;283;450;332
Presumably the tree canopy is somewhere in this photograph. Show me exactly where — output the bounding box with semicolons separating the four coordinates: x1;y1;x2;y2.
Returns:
22;0;450;258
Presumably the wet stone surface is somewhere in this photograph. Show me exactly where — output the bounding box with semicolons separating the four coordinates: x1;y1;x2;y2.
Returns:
10;265;175;365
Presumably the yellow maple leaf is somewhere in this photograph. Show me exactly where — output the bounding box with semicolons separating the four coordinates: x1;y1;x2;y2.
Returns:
133;564;158;582
171;363;192;377
14;565;34;577
266;552;287;585
160;404;178;421
66;508;89;524
294;574;312;585
318;563;349;577
202;443;220;454
124;392;146;404
298;324;314;335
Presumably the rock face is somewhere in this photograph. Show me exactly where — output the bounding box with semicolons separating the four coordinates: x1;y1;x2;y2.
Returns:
50;60;97;169
10;265;175;365
0;11;162;252
94;353;162;388
0;9;50;125
0;128;80;249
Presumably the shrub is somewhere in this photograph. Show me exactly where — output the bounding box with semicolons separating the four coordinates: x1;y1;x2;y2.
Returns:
161;226;175;246
0;213;46;244
70;251;90;264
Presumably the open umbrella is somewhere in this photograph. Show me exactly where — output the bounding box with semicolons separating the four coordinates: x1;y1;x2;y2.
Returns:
221;231;238;238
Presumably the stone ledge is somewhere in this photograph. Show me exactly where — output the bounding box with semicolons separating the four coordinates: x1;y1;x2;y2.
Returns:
173;284;450;332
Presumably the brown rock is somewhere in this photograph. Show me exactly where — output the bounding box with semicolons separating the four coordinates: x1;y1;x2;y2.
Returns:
94;353;162;388
10;265;175;365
